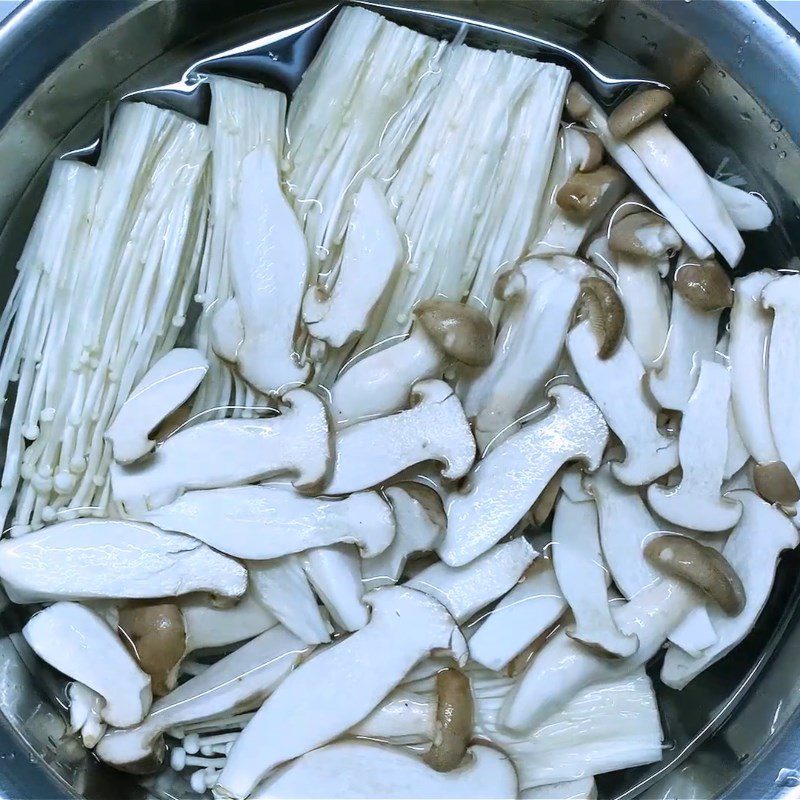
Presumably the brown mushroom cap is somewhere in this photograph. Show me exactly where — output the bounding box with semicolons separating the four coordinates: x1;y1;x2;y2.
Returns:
424;667;474;772
608;88;675;139
673;259;733;312
753;460;800;507
576;276;626;359
608;211;681;259
644;534;746;615
118;604;187;697
577;131;604;173
556;165;626;220
414;300;494;367
565;83;594;123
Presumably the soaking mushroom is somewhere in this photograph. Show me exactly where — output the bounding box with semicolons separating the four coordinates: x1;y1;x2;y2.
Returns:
423;666;474;772
567;320;678;486
137;485;394;560
68;683;106;748
302;177;403;352
111;388;331;514
441;384;607;566
0;519;246;603
329;300;493;426
708;177;773;231
24;602;152;728
324;379;475;495
95;625;307;772
523;779;597;800
302;544;369;631
105;348;208;465
575;276;626;359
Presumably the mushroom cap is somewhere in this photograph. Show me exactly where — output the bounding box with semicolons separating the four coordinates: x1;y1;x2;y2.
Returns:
424;666;474;772
644;534;746;615
608;211;682;259
565;82;594;123
556;166;627;220
575;276;625;359
753;460;800;506
608;88;675;139
673;258;733;312
414;300;494;367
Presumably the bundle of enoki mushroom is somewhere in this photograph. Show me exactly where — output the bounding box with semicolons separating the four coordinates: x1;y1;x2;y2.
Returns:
0;6;794;800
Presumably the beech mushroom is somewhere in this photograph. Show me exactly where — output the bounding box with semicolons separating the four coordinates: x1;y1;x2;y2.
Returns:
608;88;674;140
557;165;626;219
68;683;106;748
423;667;474;772
329;301;493;426
440;384;608;567
574;276;625;359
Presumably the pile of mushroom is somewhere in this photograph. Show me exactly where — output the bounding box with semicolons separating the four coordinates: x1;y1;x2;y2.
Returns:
0;6;795;800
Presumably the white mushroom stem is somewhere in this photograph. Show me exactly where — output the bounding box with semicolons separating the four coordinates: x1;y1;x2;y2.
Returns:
105;348;208;465
522;779;597;800
111;388;331;514
648;361;743;532
441;384;608;566
325;380;475;495
552;477;637;657
210;298;243;365
302;544;369;632
499;577;696;733
181;593;277;653
68;683;107;748
708;177;773;231
406;537;537;623
248;556;331;646
350;687;436;744
303;178;402;351
24;602;152;728
567;320;677;485
248;742;517;800
716;333;750;479
215;587;467;798
468;560;567;671
661;490;798;688
138;485;393;560
0;519;246;603
95;626;307;771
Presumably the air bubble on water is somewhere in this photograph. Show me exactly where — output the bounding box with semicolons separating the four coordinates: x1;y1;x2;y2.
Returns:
770;142;778;150
718;69;726;78
740;112;751;122
779;151;787;159
770;119;783;132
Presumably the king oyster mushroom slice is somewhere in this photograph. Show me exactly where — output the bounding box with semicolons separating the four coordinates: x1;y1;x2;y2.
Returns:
522;778;598;800
215;587;467;799
565;83;713;259
95;625;307;773
609;89;744;266
211;297;244;364
325;379;475;495
0;519;246;603
406;537;537;623
24;602;152;728
552;470;638;657
715;332;751;480
649;255;731;411
68;683;106;748
362;484;445;588
181;592;277;652
248;556;331;646
137;484;394;560
648;360;743;532
465;256;591;450
468;558;567;672
661;490;798;688
607;211;678;367
302;544;368;632
111;388;331;514
249;742;517;800
567;320;678;486
216;144;310;395
303;177;402;352
105;348;208;465
708;177;773;231
329;301;493;426
440;384;608;567
351;686;437;744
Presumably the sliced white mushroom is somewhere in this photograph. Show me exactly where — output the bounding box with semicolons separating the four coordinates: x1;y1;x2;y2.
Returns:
105;348;208;465
552;473;637;657
406;537;536;623
68;683;107;749
219;144;310;395
468;559;567;672
210;297;244;364
363;484;445;588
350;686;436;744
302;544;368;632
648;360;742;531
24;602;152;728
708;177;773;231
325;380;475;495
249;742;517;800
111;388;331;514
138;485;393;560
0;519;246;603
522;779;598;800
440;384;608;566
303;178;402;351
95;625;307;772
215;586;467;798
715;333;750;479
567;320;677;485
662;491;796;687
330;301;493;426
182;592;277;652
248;556;331;645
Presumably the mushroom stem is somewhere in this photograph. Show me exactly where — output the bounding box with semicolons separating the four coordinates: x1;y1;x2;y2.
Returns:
424;667;473;772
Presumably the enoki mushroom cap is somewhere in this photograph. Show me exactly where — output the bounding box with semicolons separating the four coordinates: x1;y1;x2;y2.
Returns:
608;88;675;139
414;300;494;367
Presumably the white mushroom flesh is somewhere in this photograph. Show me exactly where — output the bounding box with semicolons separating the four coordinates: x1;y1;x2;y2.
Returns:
522;778;597;800
708;177;773;231
181;593;277;653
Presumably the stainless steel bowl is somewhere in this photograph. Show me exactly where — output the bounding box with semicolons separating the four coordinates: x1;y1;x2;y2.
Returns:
1;1;799;797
